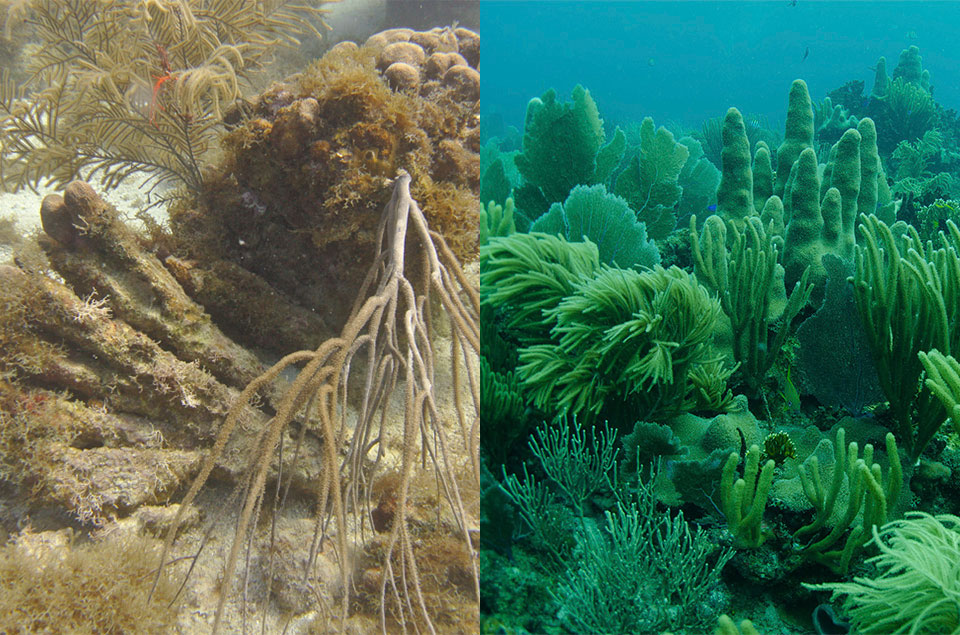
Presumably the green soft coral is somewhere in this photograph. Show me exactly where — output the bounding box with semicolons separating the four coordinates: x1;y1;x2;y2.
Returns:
480;356;528;465
795;428;903;574
514;85;625;207
804;512;960;634
691;214;813;397
480;232;600;345
613;116;689;239
919;349;960;437
915;198;960;242
517;265;726;422
531;184;660;269
480;197;516;245
890;130;956;205
852;216;960;460
720;444;776;548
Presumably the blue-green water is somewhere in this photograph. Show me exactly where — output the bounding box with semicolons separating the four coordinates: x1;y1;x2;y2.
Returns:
482;1;960;131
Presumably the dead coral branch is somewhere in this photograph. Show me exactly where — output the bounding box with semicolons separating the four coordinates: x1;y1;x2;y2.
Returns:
156;170;480;633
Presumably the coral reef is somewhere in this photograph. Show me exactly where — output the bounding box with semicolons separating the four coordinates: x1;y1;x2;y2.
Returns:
2;175;478;632
480;49;960;633
471;27;960;634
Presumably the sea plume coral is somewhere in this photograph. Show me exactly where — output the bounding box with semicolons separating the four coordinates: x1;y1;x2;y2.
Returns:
0;0;333;194
805;512;960;634
155;171;480;633
517;265;728;422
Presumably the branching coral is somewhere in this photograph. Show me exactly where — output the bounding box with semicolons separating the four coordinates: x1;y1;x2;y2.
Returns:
919;349;960;437
690;214;812;396
720;444;775;548
480;197;516;245
0;0;332;194
155;171;480;633
795;428;902;574
852;215;960;460
875;77;937;153
556;468;734;634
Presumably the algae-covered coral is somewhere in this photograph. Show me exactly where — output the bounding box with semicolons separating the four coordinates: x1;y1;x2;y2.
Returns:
0;532;181;633
169;28;481;331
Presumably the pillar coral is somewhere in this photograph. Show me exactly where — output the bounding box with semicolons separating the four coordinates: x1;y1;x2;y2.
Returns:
775;80;815;199
716;107;753;224
752;141;774;214
826;127;861;259
783;146;855;298
711;83;894;302
857;118;880;222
